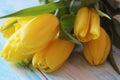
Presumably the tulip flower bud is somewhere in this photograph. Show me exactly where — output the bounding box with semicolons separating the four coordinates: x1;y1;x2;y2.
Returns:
83;28;111;65
0;14;59;62
74;7;90;38
0;18;16;38
32;39;75;73
19;14;59;54
14;16;35;31
74;7;100;42
0;17;34;38
17;16;34;26
0;29;33;61
89;8;100;39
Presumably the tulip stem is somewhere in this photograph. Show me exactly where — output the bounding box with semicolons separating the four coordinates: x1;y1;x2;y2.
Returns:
38;0;48;4
54;9;59;16
45;0;48;4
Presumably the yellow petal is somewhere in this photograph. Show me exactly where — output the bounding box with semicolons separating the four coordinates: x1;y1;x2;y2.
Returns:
74;7;90;38
0;18;17;38
17;16;34;26
46;39;74;69
83;28;110;65
32;50;48;69
1;14;60;62
89;8;100;39
83;43;93;65
1;29;33;61
32;39;75;72
77;32;93;42
99;29;111;64
90;28;106;65
14;23;21;31
20;14;59;50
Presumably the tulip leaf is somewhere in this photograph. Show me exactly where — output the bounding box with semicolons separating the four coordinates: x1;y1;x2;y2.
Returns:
99;1;120;48
39;0;48;4
99;0;120;74
69;0;100;14
59;14;82;47
111;19;120;48
0;19;17;31
39;0;54;4
108;50;120;74
112;33;120;48
0;1;66;18
100;0;120;16
57;8;69;19
13;58;32;67
69;0;82;14
81;0;100;6
60;14;76;32
96;9;111;19
112;18;120;37
59;27;82;47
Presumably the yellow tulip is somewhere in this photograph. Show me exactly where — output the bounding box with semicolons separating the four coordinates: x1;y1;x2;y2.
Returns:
0;17;34;38
32;39;75;73
74;7;90;38
0;29;33;61
17;16;35;26
74;7;100;42
19;14;59;54
83;28;111;65
89;8;100;39
0;14;59;61
0;18;16;38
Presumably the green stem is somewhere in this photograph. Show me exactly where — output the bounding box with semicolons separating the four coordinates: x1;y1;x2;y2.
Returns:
45;0;48;4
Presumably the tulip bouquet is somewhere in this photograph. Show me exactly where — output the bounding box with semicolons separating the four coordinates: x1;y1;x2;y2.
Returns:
0;0;120;74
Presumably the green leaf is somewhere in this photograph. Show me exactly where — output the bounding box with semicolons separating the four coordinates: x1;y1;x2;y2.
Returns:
39;0;55;4
0;1;66;18
112;18;120;37
39;0;48;4
60;14;76;32
111;18;120;48
57;8;69;19
96;9;111;19
108;50;120;74
0;19;17;31
59;27;82;47
112;26;120;49
100;0;120;16
69;0;82;14
112;33;120;48
59;14;82;47
100;1;120;48
69;0;100;14
13;58;32;67
81;0;100;7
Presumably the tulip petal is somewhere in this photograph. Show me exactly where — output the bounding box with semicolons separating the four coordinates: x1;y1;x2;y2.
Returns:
17;16;34;26
1;29;33;61
46;39;74;69
89;8;100;39
20;14;59;51
74;7;90;38
32;39;75;72
89;28;106;65
99;30;111;64
0;17;16;38
83;28;110;65
83;43;93;65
